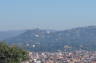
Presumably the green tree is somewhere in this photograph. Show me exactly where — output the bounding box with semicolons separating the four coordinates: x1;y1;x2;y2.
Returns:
0;42;28;63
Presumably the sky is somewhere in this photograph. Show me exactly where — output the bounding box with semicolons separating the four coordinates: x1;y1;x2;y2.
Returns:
0;0;96;31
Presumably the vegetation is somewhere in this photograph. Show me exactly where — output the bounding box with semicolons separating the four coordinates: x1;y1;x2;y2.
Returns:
7;26;96;51
0;42;28;63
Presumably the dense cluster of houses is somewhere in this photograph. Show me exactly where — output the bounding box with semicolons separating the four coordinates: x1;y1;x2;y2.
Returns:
22;50;96;63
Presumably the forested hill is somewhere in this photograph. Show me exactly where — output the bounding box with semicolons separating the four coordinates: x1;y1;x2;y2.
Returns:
6;26;96;51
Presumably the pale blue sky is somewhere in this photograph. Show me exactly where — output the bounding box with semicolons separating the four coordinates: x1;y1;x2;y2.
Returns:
0;0;96;31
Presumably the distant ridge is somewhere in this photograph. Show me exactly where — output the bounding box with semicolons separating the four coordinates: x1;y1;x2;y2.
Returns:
0;30;24;40
5;26;96;51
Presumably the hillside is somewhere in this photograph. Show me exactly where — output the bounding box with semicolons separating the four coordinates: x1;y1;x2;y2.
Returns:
0;30;24;40
6;26;96;51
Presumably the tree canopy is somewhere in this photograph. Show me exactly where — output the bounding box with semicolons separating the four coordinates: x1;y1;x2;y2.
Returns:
0;42;28;63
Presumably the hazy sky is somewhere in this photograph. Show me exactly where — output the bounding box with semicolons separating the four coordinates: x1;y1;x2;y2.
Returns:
0;0;96;31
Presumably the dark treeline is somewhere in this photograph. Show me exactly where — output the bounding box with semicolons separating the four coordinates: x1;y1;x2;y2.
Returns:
0;42;28;63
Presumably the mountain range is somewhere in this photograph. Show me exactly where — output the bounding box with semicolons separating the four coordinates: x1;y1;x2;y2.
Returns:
1;26;96;52
0;30;24;40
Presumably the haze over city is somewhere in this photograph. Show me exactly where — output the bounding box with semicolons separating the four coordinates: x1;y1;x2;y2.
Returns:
1;0;96;63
